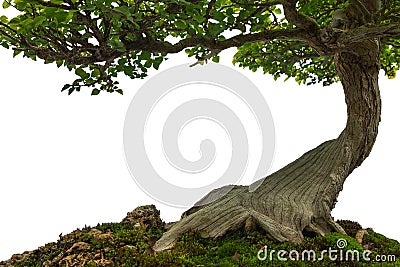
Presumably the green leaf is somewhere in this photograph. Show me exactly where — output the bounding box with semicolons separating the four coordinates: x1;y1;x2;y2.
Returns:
61;84;71;92
50;0;63;4
13;49;21;57
174;20;187;29
153;57;163;70
1;42;9;49
75;68;90;79
116;89;123;95
56;60;63;68
113;6;131;17
212;56;220;63
15;1;27;10
0;15;8;23
43;7;59;18
193;15;205;23
54;11;69;23
213;11;225;22
91;89;100;95
139;51;151;60
85;78;96;85
208;23;223;37
144;60;152;68
2;1;11;9
92;68;100;78
33;16;46;27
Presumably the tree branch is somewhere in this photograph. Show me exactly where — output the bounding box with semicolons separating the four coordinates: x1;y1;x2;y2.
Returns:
122;28;311;55
336;23;400;47
281;0;319;33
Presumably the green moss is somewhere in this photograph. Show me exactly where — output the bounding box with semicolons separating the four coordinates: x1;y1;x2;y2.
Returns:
1;214;399;267
364;229;400;259
336;220;362;238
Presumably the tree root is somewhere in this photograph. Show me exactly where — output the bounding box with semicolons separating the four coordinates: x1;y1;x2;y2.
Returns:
154;184;344;252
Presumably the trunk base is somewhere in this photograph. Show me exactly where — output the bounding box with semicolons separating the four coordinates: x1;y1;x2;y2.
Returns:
154;184;345;252
154;138;348;251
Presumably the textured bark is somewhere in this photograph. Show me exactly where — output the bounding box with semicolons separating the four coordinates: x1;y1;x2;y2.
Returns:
154;39;381;251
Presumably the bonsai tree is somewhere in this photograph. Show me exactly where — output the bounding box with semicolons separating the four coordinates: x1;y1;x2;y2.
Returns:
1;0;399;251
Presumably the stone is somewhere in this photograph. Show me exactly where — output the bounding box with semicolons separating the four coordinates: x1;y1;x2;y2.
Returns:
121;205;164;230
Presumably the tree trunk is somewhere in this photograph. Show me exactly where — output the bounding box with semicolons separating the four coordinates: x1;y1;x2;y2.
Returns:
154;38;381;251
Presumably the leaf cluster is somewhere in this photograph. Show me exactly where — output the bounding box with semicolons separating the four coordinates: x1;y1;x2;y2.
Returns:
1;0;400;94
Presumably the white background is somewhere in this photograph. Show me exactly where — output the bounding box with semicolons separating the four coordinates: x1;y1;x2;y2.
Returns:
0;44;399;260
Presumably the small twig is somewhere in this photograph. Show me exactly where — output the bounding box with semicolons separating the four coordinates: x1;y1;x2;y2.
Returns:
190;49;220;67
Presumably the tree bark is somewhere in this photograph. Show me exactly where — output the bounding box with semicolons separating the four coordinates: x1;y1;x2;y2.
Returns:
154;38;381;251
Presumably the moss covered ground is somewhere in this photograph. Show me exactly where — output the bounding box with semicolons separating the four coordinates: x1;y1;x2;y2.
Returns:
1;205;399;267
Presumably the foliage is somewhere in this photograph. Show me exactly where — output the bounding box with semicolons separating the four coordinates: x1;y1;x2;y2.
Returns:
1;0;400;94
233;40;338;86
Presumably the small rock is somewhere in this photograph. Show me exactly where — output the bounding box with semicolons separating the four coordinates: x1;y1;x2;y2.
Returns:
122;205;164;230
89;228;113;240
355;229;369;245
88;228;103;236
11;254;23;261
59;254;76;265
66;242;91;253
103;247;112;253
244;216;256;232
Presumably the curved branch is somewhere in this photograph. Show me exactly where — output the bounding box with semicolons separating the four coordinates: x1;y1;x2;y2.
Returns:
336;23;400;47
281;0;320;33
123;28;311;55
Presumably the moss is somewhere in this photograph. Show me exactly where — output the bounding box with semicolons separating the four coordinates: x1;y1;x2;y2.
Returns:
1;210;399;267
363;229;400;259
336;220;362;238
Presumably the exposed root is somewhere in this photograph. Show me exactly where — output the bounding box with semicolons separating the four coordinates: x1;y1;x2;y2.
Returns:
154;184;339;252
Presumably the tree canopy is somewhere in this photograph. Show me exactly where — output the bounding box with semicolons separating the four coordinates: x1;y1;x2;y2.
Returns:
0;0;399;95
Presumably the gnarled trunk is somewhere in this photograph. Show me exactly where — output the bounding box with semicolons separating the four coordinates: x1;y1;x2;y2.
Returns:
154;38;381;251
